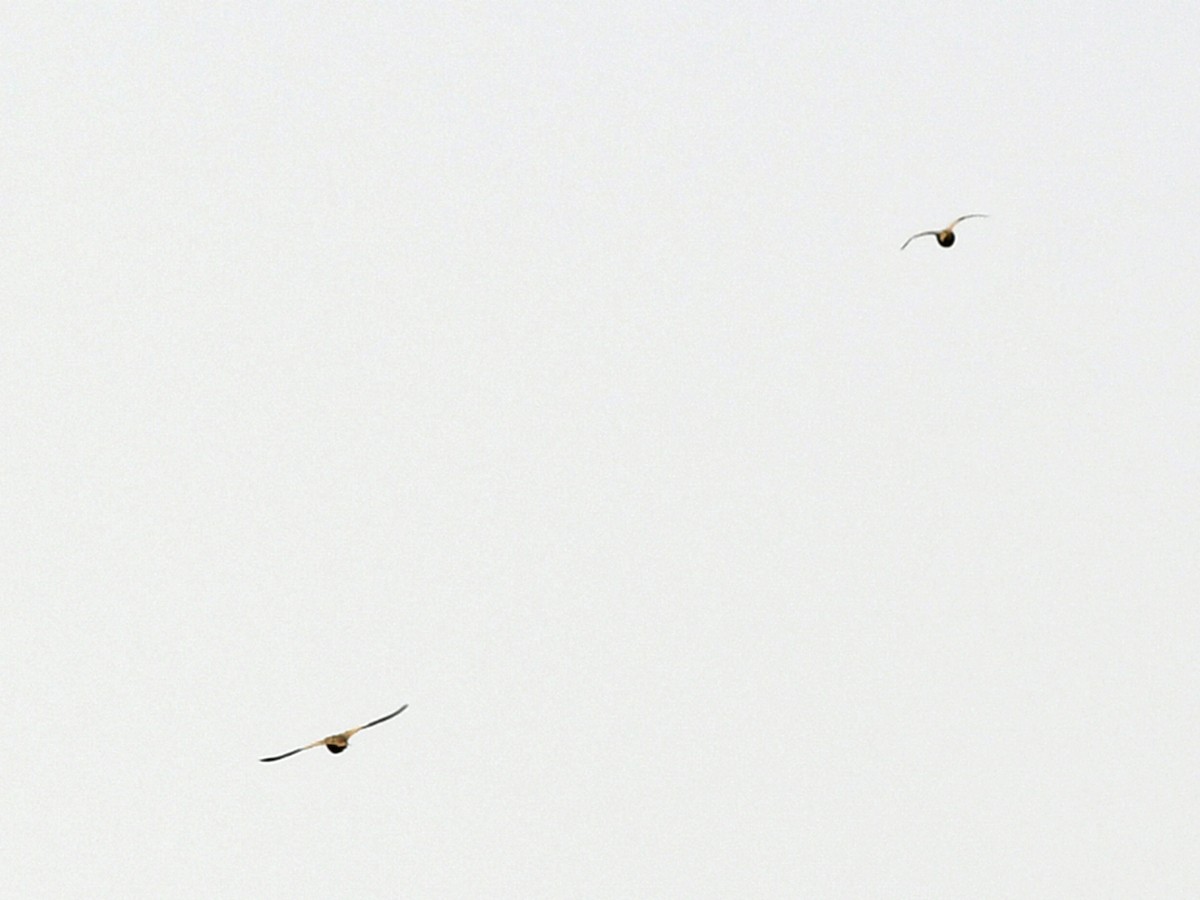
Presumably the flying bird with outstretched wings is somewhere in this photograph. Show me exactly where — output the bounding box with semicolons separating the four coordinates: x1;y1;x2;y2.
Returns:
901;214;988;250
259;704;408;762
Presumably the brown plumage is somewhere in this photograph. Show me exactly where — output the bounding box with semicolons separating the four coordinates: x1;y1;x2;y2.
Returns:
259;704;408;762
901;214;988;250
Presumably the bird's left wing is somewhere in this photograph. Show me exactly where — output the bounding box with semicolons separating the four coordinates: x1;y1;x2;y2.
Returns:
360;704;409;732
947;214;988;228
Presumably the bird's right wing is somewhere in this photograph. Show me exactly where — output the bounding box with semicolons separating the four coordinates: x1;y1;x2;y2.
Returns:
901;231;937;250
259;739;325;763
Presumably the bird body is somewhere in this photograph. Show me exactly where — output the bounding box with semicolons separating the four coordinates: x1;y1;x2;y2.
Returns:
259;704;408;762
901;214;987;250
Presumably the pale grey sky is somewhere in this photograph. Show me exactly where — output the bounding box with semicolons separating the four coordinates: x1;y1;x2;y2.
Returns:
3;3;1198;897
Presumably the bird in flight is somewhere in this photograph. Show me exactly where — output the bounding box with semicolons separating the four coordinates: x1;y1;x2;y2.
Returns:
259;704;408;762
901;214;988;250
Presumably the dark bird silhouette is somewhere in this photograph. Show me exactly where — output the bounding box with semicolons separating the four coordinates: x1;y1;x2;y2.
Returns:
901;214;988;250
259;704;408;762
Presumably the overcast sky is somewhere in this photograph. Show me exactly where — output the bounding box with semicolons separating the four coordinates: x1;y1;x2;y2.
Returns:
4;3;1198;897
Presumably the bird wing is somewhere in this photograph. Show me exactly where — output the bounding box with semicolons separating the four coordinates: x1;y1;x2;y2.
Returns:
947;213;988;229
260;705;408;760
359;704;409;732
259;738;326;763
901;231;938;250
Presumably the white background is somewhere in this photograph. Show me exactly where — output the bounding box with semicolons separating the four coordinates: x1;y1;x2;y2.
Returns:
3;4;1198;897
